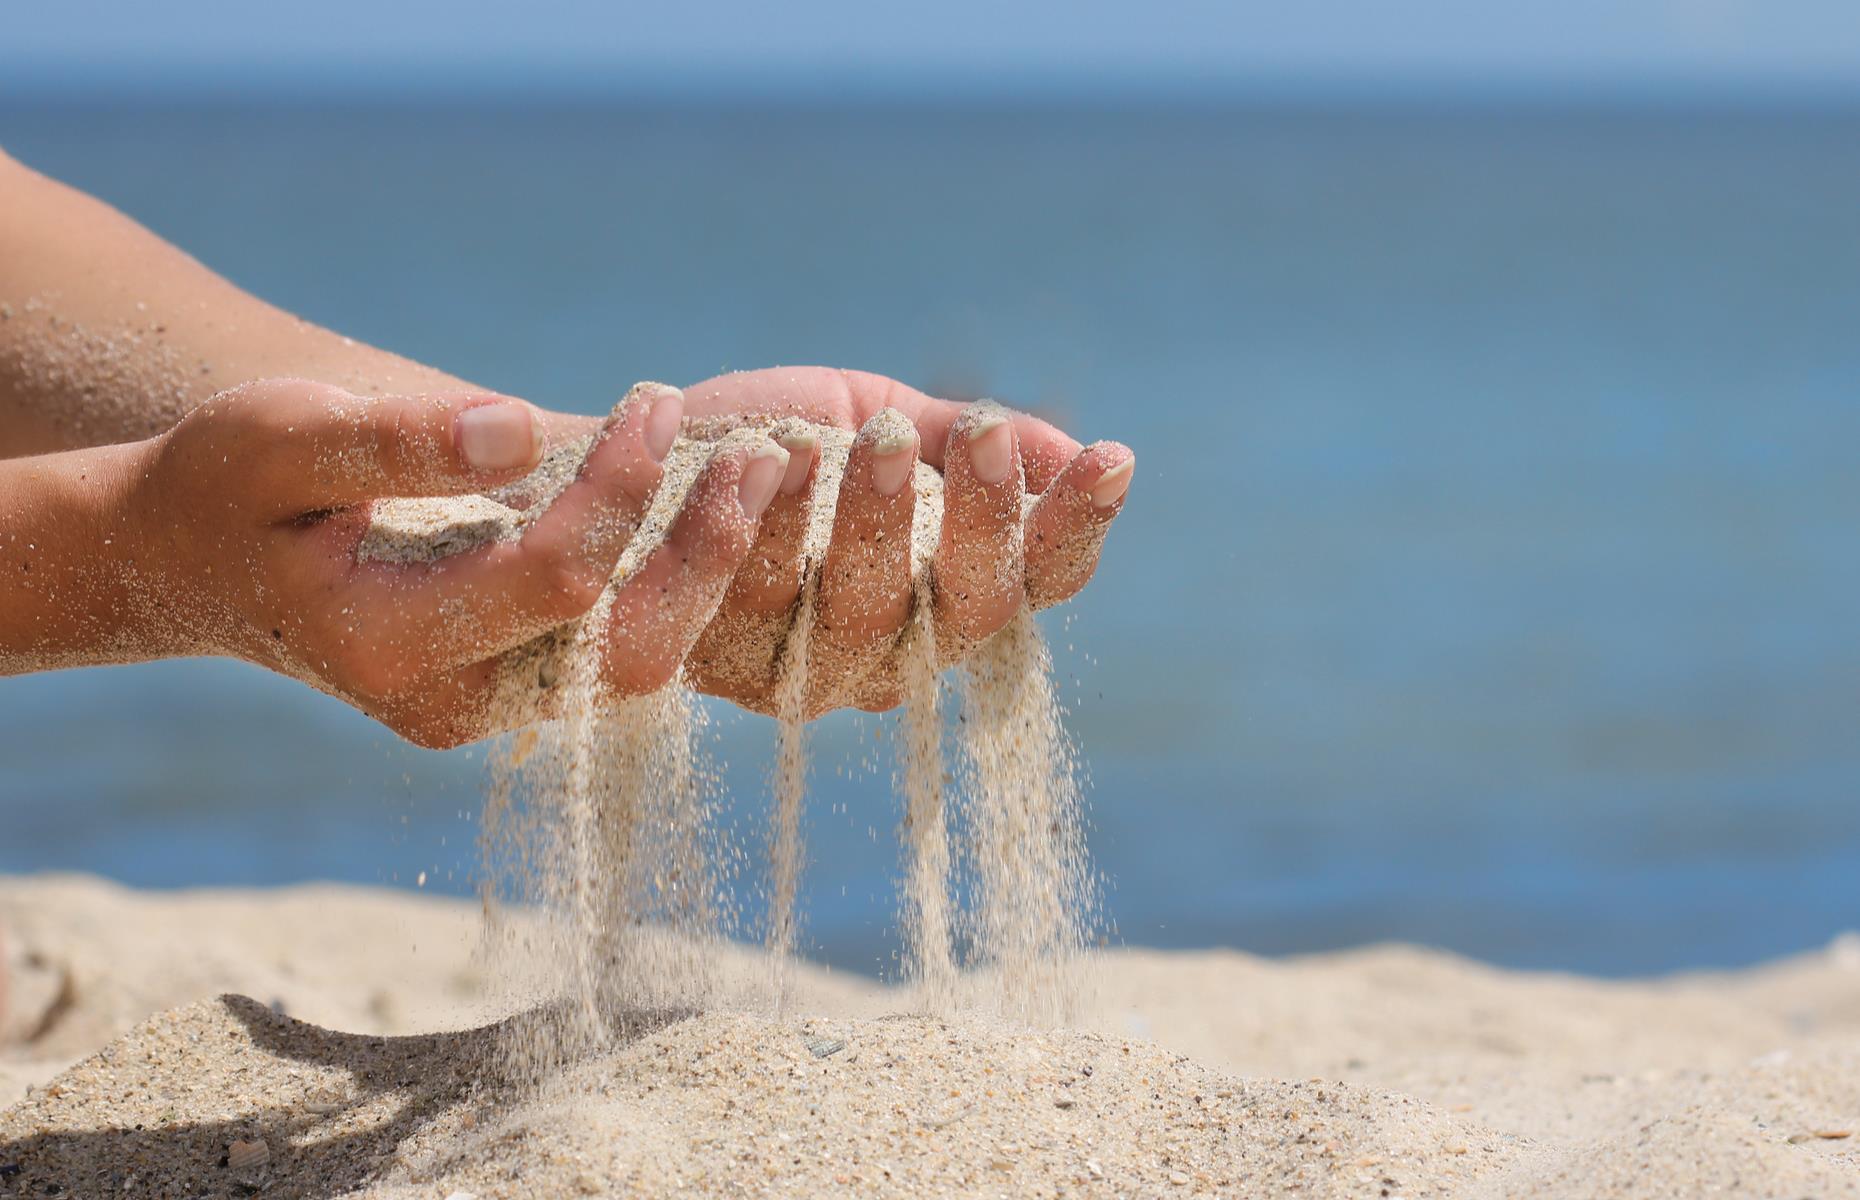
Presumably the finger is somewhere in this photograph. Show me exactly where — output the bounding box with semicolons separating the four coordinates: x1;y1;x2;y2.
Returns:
343;383;685;666
725;422;821;615
680;367;1082;492
1023;441;1135;611
932;401;1027;644
495;383;680;512
601;436;790;698
205;379;561;512
838;370;1080;494
809;409;919;708
680;424;820;708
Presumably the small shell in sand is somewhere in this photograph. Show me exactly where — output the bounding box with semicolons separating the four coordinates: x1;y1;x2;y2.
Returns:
226;1138;270;1170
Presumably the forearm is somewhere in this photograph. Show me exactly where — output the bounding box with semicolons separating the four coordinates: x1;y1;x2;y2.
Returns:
0;439;187;674
0;148;470;458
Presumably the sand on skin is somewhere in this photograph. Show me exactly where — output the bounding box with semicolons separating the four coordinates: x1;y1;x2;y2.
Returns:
5;875;1860;1197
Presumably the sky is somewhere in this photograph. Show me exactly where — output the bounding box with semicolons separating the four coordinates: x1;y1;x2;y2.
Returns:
5;0;1860;98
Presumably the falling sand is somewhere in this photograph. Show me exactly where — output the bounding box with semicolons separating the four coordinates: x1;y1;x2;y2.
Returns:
361;388;1095;1078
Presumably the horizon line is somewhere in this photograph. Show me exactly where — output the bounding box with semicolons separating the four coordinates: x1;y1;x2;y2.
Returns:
6;61;1860;109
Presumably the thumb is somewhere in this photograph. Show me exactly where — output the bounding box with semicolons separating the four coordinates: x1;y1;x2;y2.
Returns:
208;379;547;510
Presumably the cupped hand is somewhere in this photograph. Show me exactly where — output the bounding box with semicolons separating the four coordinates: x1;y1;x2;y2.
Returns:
656;367;1135;716
129;378;786;747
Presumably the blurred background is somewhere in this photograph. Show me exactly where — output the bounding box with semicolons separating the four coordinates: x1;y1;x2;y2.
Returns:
3;1;1857;979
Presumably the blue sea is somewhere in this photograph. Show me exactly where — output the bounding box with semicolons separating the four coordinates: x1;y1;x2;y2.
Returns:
2;98;1856;978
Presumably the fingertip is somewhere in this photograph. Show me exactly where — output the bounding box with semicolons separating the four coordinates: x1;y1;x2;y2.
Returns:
575;384;679;513
509;404;656;586
1058;440;1131;504
738;441;790;517
722;425;816;617
933;418;1028;643
1090;454;1134;509
664;438;783;568
571;418;635;501
455;399;542;474
1022;440;1131;612
1076;441;1135;511
615;380;684;463
951;400;1018;488
600;439;791;697
858;405;919;449
950;398;1010;436
775;428;819;496
859;408;919;497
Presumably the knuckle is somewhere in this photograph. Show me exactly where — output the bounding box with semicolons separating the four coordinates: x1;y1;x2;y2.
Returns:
949;606;1010;642
610;447;663;504
609;651;678;698
637;655;680;692
1026;571;1087;611
708;522;757;574
170;380;318;480
164;388;253;458
934;565;1020;638
371;401;412;483
840;369;902;422
395;712;466;750
671;514;751;582
535;548;606;617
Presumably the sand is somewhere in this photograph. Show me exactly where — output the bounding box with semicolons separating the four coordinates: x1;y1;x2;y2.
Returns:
381;399;1089;1054
10;400;1852;1195
6;875;1860;1197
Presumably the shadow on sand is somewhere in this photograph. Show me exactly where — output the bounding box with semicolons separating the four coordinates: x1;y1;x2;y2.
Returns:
0;993;684;1198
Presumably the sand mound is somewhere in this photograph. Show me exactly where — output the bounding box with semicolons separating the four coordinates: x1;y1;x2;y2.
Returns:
8;879;1860;1198
0;994;1517;1199
10;999;1860;1200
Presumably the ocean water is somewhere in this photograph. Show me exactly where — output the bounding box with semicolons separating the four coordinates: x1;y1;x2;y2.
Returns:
2;99;1857;978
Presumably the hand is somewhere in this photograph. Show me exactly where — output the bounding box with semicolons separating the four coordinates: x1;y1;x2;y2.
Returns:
126;378;788;747
661;368;1135;716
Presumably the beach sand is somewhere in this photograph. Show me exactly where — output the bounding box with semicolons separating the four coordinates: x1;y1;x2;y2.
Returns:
4;874;1859;1197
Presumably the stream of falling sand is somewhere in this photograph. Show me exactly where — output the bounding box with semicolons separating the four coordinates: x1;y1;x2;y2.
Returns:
898;579;957;1008
379;413;1091;1073
766;589;814;1008
957;606;1093;1027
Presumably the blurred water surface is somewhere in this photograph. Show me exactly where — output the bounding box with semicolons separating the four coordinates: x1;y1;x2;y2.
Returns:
2;99;1856;976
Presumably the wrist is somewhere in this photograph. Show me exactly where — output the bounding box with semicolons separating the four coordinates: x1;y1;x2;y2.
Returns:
0;438;183;673
106;434;190;638
111;431;239;663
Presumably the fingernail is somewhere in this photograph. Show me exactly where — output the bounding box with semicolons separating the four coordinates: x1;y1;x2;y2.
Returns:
457;401;539;471
966;413;1014;485
642;384;684;463
776;431;817;495
859;408;918;497
871;434;915;496
1089;457;1134;509
738;442;790;516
